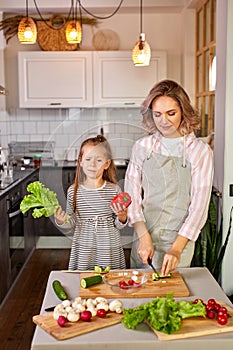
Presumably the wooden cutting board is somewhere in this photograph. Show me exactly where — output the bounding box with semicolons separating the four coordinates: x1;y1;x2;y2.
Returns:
147;302;233;340
79;271;190;298
33;312;122;340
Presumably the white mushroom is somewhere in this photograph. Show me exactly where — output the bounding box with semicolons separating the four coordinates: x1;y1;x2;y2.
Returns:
87;306;97;317
95;297;108;304
86;298;95;307
67;310;80;322
109;300;123;312
115;307;123;314
96;302;109;312
62;299;71;308
74;304;86;313
74;296;82;304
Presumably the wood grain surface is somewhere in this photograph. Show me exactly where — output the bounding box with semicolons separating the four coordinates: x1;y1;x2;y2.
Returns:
33;312;123;340
79;271;190;298
148;302;233;340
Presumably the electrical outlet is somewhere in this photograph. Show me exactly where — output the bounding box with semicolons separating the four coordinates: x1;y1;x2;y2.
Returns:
230;184;233;197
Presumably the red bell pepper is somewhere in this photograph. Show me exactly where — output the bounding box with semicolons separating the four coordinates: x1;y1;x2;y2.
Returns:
110;192;132;208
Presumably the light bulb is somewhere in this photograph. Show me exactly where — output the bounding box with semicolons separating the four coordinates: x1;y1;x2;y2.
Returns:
24;26;33;39
70;28;78;40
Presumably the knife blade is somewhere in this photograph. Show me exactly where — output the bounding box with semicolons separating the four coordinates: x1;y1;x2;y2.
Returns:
147;257;158;274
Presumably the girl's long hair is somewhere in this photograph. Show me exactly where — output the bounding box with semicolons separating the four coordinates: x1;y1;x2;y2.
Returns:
141;79;201;135
72;135;117;212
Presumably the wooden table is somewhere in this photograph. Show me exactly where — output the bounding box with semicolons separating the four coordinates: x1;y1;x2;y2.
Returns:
30;267;233;350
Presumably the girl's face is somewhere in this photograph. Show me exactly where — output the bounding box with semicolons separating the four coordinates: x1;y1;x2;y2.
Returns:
80;143;111;179
151;96;182;138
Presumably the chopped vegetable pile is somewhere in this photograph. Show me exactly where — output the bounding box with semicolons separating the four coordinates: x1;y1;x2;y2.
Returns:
20;181;60;218
122;293;206;334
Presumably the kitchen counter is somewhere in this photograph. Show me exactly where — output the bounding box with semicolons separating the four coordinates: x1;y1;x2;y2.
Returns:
31;267;233;350
0;168;38;198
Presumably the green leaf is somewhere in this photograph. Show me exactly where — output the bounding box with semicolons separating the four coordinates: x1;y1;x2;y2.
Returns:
20;181;60;218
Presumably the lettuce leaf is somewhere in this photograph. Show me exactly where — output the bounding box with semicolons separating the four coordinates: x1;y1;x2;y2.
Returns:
122;293;206;334
20;181;60;218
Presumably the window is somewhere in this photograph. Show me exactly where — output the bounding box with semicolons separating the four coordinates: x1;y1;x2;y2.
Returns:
196;0;216;136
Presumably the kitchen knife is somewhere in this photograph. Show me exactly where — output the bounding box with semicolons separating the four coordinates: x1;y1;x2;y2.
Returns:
147;257;158;274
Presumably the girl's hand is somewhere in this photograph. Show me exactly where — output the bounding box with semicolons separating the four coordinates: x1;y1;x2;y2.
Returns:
54;206;68;225
111;202;128;224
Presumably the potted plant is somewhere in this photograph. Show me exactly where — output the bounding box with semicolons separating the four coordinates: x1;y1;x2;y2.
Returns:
191;189;233;284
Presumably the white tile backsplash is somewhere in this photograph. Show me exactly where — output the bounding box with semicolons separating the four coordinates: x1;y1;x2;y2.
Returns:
1;107;145;160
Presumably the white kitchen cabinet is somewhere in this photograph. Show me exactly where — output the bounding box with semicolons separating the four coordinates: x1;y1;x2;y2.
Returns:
18;50;167;108
18;51;93;108
93;51;167;107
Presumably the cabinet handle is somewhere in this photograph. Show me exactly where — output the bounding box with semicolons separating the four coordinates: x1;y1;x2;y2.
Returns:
124;102;136;105
49;102;62;105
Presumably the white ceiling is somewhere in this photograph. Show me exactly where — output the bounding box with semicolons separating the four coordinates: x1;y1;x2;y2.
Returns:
0;0;201;15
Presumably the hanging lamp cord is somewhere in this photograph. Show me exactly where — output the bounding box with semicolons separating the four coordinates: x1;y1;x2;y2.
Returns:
79;0;124;20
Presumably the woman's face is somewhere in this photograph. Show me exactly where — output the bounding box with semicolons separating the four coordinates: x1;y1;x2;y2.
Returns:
151;96;182;138
80;143;110;179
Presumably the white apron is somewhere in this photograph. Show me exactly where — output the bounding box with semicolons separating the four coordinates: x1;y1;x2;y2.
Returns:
130;150;195;269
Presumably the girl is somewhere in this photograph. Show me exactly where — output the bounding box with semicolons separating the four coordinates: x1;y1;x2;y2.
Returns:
125;79;213;276
54;135;127;270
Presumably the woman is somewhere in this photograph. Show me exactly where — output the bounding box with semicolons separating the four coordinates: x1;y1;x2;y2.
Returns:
125;79;213;276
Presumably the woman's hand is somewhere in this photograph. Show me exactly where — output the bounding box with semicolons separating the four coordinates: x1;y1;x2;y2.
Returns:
111;202;127;223
161;235;189;276
54;206;68;225
133;222;154;264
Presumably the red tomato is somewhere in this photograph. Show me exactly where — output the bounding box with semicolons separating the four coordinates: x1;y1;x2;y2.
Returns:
218;306;228;315
217;315;228;325
193;298;204;305
207;298;216;307
214;303;221;312
127;279;134;285
97;309;107;318
206;304;214;312
119;280;128;289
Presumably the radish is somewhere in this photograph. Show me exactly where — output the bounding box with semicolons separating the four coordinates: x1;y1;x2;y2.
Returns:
57;315;67;327
81;310;92;321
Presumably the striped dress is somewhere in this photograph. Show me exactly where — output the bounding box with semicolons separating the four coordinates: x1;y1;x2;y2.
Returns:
64;181;126;270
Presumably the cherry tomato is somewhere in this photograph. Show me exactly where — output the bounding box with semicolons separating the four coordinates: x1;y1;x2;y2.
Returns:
193;298;205;305
218;306;228;315
127;279;134;285
217;314;228;325
206;304;214;312
119;280;128;289
207;298;216;307
214;303;221;312
206;310;215;319
97;309;107;318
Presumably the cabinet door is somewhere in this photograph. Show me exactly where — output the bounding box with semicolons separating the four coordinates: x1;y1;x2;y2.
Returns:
93;51;167;107
18;51;93;108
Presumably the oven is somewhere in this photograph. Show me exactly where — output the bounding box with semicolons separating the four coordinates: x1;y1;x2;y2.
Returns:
6;186;25;283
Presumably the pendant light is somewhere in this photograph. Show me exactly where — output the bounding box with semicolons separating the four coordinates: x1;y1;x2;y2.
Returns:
66;0;82;44
132;0;151;66
18;0;37;44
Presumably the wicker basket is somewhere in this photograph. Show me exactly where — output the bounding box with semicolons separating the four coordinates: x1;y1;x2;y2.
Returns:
37;15;78;51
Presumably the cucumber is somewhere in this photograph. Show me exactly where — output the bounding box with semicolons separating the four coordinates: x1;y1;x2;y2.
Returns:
152;272;172;281
80;275;102;288
94;265;111;274
52;280;69;300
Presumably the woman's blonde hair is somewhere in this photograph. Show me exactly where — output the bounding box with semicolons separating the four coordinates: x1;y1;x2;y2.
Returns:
141;79;200;135
72;135;117;212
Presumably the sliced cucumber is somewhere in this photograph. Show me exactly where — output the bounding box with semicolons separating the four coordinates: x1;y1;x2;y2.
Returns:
80;275;103;288
94;265;111;274
52;280;69;300
152;272;172;281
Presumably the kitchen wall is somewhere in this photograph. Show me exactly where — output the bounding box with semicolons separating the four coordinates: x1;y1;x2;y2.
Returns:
0;7;195;161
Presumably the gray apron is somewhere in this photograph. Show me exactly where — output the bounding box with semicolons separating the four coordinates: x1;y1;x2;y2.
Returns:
130;150;195;269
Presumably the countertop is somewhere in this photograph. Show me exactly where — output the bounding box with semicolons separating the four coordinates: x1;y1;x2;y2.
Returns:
31;267;233;350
